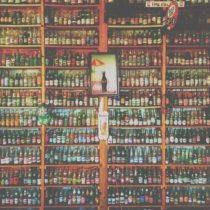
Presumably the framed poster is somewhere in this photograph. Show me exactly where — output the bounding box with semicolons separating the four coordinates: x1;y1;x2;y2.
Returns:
89;53;119;96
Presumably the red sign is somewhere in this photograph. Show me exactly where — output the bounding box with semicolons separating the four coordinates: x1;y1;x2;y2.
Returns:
164;1;179;30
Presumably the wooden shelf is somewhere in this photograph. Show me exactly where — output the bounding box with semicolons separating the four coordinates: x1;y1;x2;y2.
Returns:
166;86;210;89
47;106;98;109
0;45;41;48
109;144;161;147
166;205;210;208
45;45;99;49
121;86;161;89
0;86;41;89
167;144;210;147
166;184;210;187
109;164;162;167
0;144;41;148
0;4;41;7
110;126;162;129
46;126;97;129
0;66;42;69
45;144;99;147
0;126;41;129
166;125;210;128
0;25;40;28
45;25;99;29
120;66;162;69
0;206;40;209
0;185;40;189
108;205;162;207
167;44;210;49
108;25;164;29
108;184;161;187
166;164;210;167
108;45;162;49
45;86;88;90
44;205;98;208
45;66;87;70
45;164;99;167
167;66;210;69
45;184;98;188
172;105;209;108
109;106;161;109
44;3;99;8
0;106;39;109
0;165;41;168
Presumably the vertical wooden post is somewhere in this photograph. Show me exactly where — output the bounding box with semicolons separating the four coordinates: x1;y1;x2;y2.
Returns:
161;34;166;210
40;1;45;210
99;1;108;209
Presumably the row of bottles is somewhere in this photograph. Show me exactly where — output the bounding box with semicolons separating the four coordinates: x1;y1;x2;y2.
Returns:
45;50;88;66
0;0;41;3
0;90;41;107
108;167;161;185
45;167;99;185
0;168;41;186
108;90;161;107
167;31;210;45
107;13;163;26
45;9;98;26
108;187;161;205
0;147;41;165
109;109;161;126
45;146;99;164
167;90;209;106
0;70;41;87
0;128;41;145
165;108;209;126
108;128;162;144
45;0;99;4
45;128;99;144
45;71;87;87
166;70;209;87
0;10;41;25
45;90;98;107
0;28;41;45
166;168;209;184
49;109;98;127
0;51;41;66
108;29;162;46
167;50;210;66
166;187;210;205
166;128;210;144
166;146;210;165
115;49;162;67
0;188;40;206
0;109;38;127
108;146;162;164
45;187;99;205
45;30;99;46
120;69;162;87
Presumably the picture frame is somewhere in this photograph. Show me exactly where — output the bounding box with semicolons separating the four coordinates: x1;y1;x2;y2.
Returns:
89;52;119;96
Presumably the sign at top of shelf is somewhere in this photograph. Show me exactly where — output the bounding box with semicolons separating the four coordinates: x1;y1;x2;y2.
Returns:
145;1;185;7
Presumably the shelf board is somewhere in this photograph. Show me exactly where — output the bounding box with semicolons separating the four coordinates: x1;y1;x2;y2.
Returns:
45;144;99;147
45;87;88;90
167;44;210;48
45;45;99;49
47;106;98;109
0;4;41;7
0;206;40;209
108;205;162;207
0;165;40;168
44;205;98;208
0;66;42;69
108;45;162;49
167;65;210;69
166;184;210;187
46;126;97;129
108;144;161;147
167;144;210;147
172;105;209;108
0;144;41;148
45;184;98;188
0;25;40;28
166;164;210;167
45;25;98;29
166;205;210;208
44;3;99;8
0;185;40;189
45;164;99;167
0;126;41;129
166;86;210;89
166;125;210;128
109;106;161;109
45;66;87;70
109;164;162;167
0;86;41;89
120;66;162;69
121;86;161;89
108;25;163;29
108;184;161;187
0;106;39;109
110;126;161;129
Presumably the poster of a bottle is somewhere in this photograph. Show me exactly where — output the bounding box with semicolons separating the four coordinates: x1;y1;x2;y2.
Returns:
89;53;119;96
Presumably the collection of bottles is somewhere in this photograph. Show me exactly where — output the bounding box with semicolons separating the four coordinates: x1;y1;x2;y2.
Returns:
0;90;41;107
0;168;41;186
166;128;210;144
45;167;99;185
45;188;99;205
166;187;210;205
45;90;98;107
108;167;162;185
45;30;99;46
0;10;41;25
0;51;41;66
0;0;41;3
0;28;41;45
45;50;88;67
166;146;210;165
0;109;38;127
45;0;99;4
166;70;209;87
109;109;161;126
45;128;99;144
0;147;41;165
0;188;40;206
45;146;99;164
108;187;162;205
107;13;163;26
166;168;209;184
0;70;41;87
165;108;208;126
116;49;162;67
120;69;162;87
167;90;209;106
108;128;162;144
108;29;162;46
108;90;161;107
45;71;87;87
0;129;41;145
45;9;98;26
167;31;210;45
167;50;210;66
108;146;162;164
